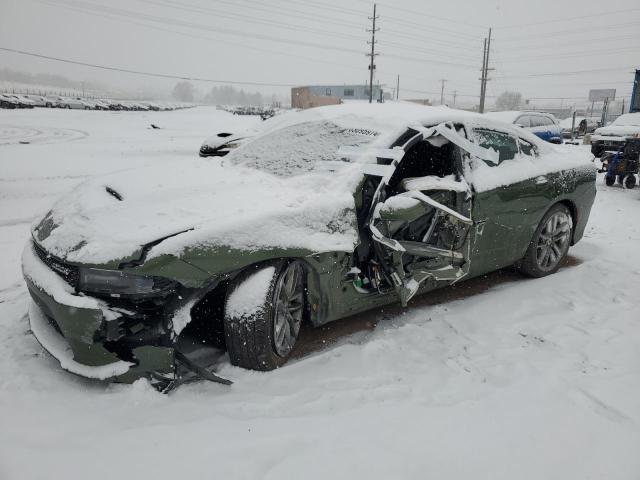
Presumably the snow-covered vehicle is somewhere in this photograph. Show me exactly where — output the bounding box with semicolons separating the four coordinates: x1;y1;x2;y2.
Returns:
485;111;563;144
58;97;87;109
199;132;252;157
24;95;49;107
0;93;21;109
6;94;35;108
46;95;65;108
590;113;640;157
23;103;596;389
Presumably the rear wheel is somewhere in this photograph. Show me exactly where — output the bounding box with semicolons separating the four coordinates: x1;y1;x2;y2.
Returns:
518;204;573;278
605;174;615;186
624;174;637;189
223;261;305;370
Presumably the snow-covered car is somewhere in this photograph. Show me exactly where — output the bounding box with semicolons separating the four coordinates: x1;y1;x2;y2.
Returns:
485;111;563;144
23;103;596;389
590;113;640;157
0;94;21;109
46;96;65;108
24;95;49;107
6;94;35;109
58;97;87;109
559;116;600;138
199;132;252;157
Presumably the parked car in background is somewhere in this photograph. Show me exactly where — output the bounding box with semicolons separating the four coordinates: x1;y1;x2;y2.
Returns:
485;111;563;144
0;93;21;109
140;101;160;111
23;103;595;388
590;113;640;157
559;116;600;138
7;94;36;109
46;96;65;108
24;95;49;107
56;97;86;109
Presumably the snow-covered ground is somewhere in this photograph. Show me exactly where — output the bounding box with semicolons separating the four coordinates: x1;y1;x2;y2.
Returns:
1;107;639;479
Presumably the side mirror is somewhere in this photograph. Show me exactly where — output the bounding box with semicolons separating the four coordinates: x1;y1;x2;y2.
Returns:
514;123;525;128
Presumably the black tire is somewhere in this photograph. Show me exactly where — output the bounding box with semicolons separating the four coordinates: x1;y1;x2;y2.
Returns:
624;175;637;189
518;204;573;278
223;261;305;371
605;174;615;186
617;175;625;185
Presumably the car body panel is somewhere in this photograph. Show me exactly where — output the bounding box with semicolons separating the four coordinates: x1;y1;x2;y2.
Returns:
22;104;596;383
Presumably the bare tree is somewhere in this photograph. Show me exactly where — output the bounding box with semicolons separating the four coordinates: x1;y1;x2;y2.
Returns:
172;81;195;102
495;91;524;111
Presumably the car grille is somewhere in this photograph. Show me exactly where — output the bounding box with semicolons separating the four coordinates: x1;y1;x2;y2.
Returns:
33;242;80;288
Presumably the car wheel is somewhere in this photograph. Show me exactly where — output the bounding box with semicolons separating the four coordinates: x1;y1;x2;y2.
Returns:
624;175;637;189
224;260;305;371
605;174;615;186
518;204;573;278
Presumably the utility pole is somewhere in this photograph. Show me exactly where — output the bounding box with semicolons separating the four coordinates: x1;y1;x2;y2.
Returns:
366;3;379;104
453;90;458;106
479;28;492;113
440;79;447;105
396;74;399;100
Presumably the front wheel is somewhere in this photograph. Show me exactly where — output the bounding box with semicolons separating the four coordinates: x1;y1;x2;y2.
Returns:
518;204;573;278
224;261;305;371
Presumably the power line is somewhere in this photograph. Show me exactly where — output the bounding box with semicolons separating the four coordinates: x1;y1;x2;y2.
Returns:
493;7;640;29
0;46;301;87
496;66;637;79
352;0;487;30
497;20;640;41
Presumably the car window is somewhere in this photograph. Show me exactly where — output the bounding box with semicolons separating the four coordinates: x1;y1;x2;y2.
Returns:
391;128;420;148
518;139;537;157
515;115;531;127
473;129;519;165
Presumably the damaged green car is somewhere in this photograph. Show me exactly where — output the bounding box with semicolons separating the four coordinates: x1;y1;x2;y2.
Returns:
23;104;596;389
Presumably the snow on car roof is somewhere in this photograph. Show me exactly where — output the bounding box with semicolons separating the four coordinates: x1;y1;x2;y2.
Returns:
483;111;522;124
612;113;640;126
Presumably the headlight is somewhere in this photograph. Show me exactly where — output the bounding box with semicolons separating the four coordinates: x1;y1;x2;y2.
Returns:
78;268;177;298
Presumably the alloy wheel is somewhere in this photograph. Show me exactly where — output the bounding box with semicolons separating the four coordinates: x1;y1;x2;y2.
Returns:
272;262;304;357
535;211;572;272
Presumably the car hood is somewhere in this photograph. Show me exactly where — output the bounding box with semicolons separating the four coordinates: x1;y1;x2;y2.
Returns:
32;161;361;265
593;125;640;137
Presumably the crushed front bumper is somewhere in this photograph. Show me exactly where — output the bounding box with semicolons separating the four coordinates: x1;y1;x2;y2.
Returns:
23;244;175;383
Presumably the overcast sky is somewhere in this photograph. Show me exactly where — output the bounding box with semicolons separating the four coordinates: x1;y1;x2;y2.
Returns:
1;0;638;107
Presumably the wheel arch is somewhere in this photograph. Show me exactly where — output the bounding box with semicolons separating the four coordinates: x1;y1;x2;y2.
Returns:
556;199;579;245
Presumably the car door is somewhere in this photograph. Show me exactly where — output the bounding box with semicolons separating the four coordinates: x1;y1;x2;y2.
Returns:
529;115;549;141
368;124;474;306
463;128;556;275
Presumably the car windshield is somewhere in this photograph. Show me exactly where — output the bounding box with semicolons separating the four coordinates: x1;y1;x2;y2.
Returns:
228;120;379;177
612;113;640;126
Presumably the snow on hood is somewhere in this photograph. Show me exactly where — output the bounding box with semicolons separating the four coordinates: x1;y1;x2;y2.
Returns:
593;113;640;137
593;126;640;137
33;160;364;264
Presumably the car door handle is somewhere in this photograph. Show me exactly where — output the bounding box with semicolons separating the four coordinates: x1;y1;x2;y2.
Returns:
535;175;548;185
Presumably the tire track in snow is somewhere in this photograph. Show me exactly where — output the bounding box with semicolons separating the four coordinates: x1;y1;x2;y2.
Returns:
0;125;89;145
